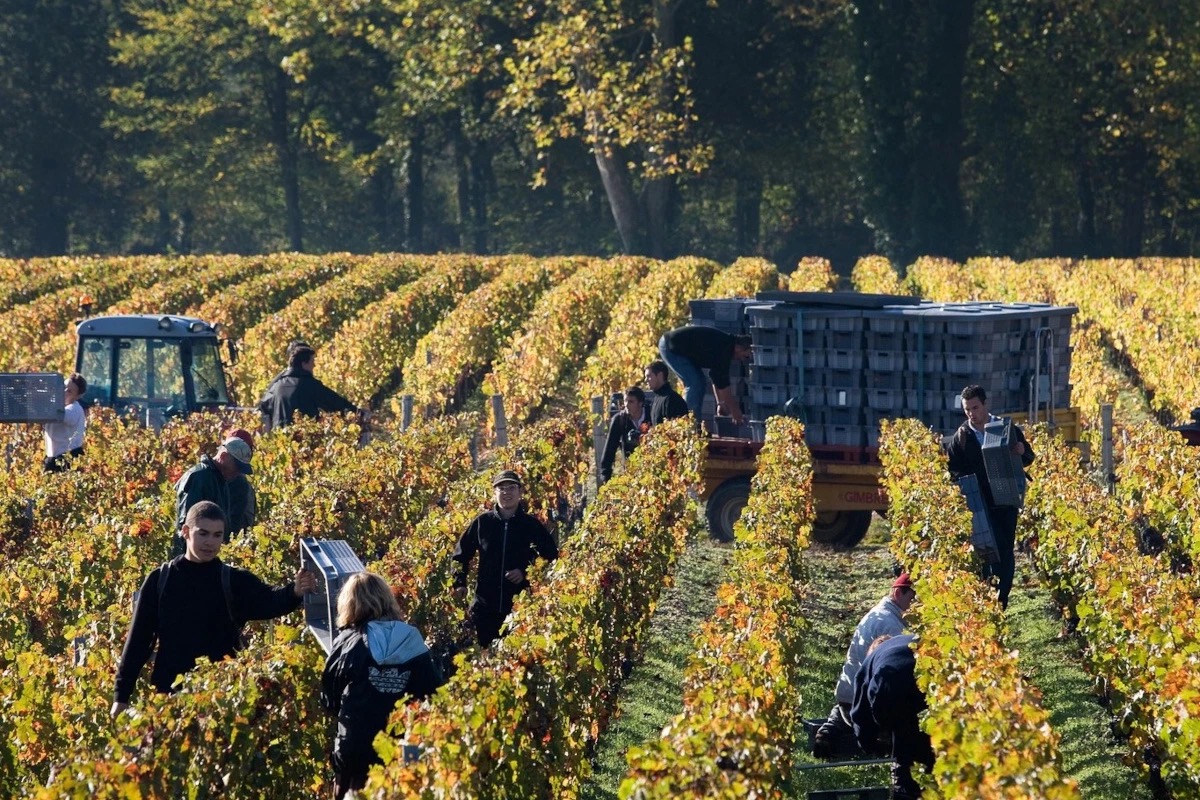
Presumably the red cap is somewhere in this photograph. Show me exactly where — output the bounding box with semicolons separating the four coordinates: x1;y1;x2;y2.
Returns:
892;573;913;590
225;427;255;453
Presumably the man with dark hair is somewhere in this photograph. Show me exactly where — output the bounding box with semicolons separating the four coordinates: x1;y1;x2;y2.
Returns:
600;386;649;485
644;360;688;425
850;633;934;800
657;325;753;424
258;345;360;431
173;436;255;555
944;384;1035;609
43;372;88;472
450;470;559;647
111;501;317;716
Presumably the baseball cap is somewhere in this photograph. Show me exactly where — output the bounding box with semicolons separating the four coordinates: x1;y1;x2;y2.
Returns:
225;427;255;452
892;572;913;590
492;469;522;488
220;436;254;475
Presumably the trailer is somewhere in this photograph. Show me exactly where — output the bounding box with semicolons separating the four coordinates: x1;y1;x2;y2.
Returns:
689;292;1083;545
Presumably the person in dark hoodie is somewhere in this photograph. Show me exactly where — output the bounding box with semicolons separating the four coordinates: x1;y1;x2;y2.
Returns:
321;571;444;799
643;360;688;425
599;386;649;485
111;502;316;716
850;633;934;800
451;470;559;646
258;345;360;432
172;435;255;556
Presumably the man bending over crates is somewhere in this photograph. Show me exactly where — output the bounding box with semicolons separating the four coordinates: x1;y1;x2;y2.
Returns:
111;502;318;715
657;325;753;424
813;573;915;757
944;384;1035;610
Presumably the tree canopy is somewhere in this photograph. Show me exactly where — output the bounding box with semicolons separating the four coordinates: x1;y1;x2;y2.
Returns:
2;0;1198;266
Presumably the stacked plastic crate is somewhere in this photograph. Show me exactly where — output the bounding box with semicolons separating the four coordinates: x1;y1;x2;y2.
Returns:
739;296;1075;452
686;298;758;436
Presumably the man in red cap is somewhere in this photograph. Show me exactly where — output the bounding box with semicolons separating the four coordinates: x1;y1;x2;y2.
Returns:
813;572;916;756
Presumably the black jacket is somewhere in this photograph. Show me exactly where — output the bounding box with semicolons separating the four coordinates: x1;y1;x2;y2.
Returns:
114;556;302;703
174;455;230;535
321;621;444;770
944;417;1035;509
451;505;558;614
662;325;738;389
600;410;648;483
258;367;356;432
648;383;688;425
850;634;933;766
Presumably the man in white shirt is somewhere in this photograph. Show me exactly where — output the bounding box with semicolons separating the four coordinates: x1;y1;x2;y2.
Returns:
43;373;87;472
813;572;916;756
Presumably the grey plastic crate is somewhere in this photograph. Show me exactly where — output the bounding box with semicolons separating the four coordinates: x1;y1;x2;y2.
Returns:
752;345;792;368
828;349;864;370
903;389;959;413
750;326;798;348
824;329;861;350
943;351;1012;376
982;418;1027;507
0;373;65;423
818;368;859;389
865;350;905;372
750;383;790;406
864;330;904;350
957;475;1000;564
301;538;367;655
863;370;906;391
864;311;907;334
746;304;796;329
826;387;863;407
865;388;904;411
689;298;754;323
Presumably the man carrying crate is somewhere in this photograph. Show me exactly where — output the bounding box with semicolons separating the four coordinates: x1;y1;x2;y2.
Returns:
944;384;1035;610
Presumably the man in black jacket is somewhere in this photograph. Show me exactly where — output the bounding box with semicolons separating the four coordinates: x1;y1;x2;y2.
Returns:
850;634;934;800
600;386;649;485
451;470;559;646
111;502;317;715
173;436;255;556
258;345;360;432
657;325;753;424
644;360;688;425
943;384;1035;609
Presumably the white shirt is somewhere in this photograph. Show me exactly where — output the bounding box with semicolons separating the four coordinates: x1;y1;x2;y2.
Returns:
834;596;907;704
44;401;86;457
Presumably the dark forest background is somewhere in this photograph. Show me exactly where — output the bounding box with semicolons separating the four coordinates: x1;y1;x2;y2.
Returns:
3;0;1198;270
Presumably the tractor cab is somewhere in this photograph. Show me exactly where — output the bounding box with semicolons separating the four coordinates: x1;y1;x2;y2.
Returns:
74;315;233;423
1175;408;1200;446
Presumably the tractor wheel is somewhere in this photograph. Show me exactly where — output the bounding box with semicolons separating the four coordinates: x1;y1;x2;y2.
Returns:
705;476;752;543
811;509;873;550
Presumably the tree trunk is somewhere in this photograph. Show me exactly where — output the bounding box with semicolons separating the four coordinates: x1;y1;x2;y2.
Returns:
267;66;303;251
1074;140;1097;254
454;129;471;250
178;207;194;254
470;140;490;254
28;148;70;255
735;172;763;254
407;125;425;253
909;0;974;259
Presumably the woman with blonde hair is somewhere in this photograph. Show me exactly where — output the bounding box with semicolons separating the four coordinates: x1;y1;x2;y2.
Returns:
321;572;443;798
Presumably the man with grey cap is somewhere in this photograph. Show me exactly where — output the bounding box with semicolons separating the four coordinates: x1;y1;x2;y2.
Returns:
451;469;558;646
172;436;255;557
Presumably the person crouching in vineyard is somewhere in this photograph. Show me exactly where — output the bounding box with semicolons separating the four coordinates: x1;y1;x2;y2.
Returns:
451;470;559;647
599;386;650;485
814;573;915;756
321;572;444;799
111;502;317;716
850;634;934;800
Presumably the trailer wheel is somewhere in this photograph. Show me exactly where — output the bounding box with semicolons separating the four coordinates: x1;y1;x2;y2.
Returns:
812;510;873;550
705;476;751;543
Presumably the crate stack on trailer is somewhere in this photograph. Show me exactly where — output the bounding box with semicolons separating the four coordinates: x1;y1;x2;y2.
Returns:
691;293;1075;453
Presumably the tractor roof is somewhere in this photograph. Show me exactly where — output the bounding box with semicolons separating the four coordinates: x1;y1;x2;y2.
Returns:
75;315;221;339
